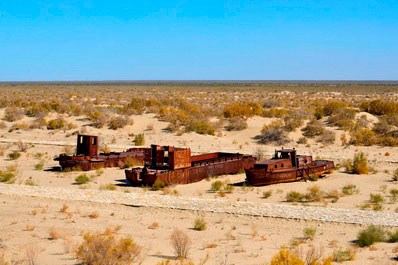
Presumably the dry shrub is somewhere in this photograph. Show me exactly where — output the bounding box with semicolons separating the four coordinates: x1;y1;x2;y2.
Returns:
108;116;132;130
225;117;248;131
25;224;35;231
89;212;99;219
25;244;39;265
0;145;6;157
171;228;191;259
270;248;332;265
88;111;108;128
148;222;159;229
283;112;306;132
76;231;141;265
393;169;398;182
350;129;376;146
49;228;64;240
47;118;76;130
223;102;263;118
256;120;289;145
352;152;368;174
316;130;335;144
60;204;69;213
185;119;215;135
3;106;23;122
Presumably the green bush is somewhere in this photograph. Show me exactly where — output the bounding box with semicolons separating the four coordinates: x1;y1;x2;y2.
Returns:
332;248;355;262
100;183;117;190
193;217;207;231
286;191;304;202
34;162;44;170
387;230;398;243
120;157;143;168
75;174;90;185
263;191;272;199
303;227;317;240
152;178;166;190
369;194;384;204
0;171;16;183
356;225;386;247
342;184;359;195
47;118;76;130
133;134;145;146
210;181;223;192
7;151;21;160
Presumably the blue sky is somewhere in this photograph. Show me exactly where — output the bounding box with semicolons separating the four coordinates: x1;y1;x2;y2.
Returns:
0;0;397;81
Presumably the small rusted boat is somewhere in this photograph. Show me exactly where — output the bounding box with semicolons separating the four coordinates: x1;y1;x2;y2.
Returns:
125;145;256;185
245;148;334;186
55;134;147;171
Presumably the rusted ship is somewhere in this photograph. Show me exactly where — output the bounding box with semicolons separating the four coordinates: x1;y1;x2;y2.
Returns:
55;134;147;171
125;145;256;185
245;148;334;186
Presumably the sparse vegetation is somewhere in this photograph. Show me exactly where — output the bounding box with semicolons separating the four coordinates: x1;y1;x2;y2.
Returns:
356;225;386;247
108;115;132;130
76;231;141;265
133;134;145;146
303;227;317;240
193;217;207;231
75;174;90;185
171;228;191;259
152;178;166;190
332;248;355;262
7;151;21;160
341;184;359;195
262;190;272;199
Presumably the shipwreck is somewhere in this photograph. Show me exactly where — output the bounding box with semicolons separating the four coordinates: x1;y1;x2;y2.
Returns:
55;134;147;171
125;145;256;185
245;148;335;186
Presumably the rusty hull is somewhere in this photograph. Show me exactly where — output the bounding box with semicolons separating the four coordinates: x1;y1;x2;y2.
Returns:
245;148;335;186
125;150;256;186
55;134;148;171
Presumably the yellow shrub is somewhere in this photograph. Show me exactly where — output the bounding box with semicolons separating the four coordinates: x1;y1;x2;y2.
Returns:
76;231;141;265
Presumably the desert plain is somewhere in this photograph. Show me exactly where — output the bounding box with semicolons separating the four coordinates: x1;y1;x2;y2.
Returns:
0;82;397;264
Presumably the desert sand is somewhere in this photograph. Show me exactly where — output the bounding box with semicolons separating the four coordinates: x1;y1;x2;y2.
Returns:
1;110;398;264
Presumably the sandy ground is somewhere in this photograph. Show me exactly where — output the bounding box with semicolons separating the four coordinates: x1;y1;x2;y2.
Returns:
0;193;397;265
0;112;398;264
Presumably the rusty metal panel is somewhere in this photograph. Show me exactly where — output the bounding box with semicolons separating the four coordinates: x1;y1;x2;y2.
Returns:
76;135;98;157
169;149;191;170
191;153;219;162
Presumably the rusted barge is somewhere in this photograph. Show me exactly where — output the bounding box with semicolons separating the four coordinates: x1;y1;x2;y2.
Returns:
55;134;147;171
245;148;334;186
125;145;256;185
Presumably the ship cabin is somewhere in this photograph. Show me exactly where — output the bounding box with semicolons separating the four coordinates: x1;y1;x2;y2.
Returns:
252;148;313;172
